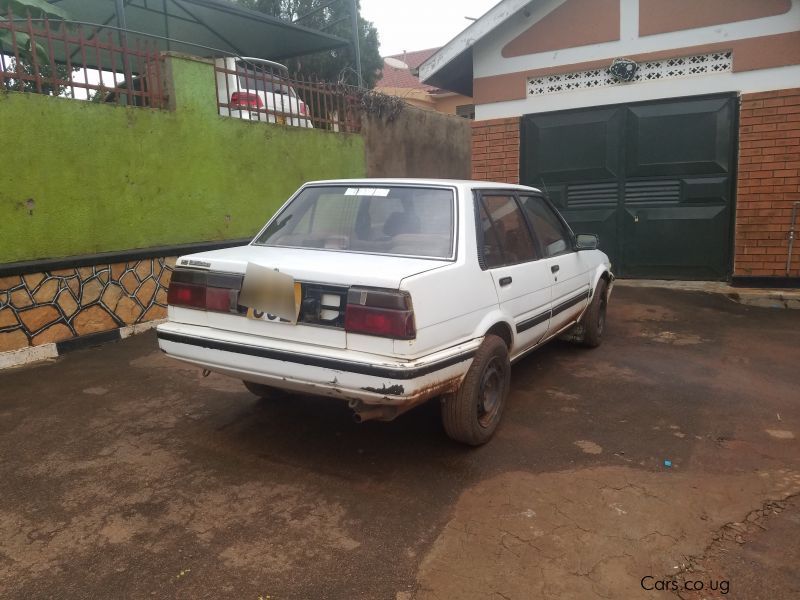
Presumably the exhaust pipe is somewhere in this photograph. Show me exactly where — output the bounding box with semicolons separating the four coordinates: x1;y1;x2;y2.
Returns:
353;406;398;423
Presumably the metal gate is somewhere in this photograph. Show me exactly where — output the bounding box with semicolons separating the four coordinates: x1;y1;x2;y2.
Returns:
520;94;737;279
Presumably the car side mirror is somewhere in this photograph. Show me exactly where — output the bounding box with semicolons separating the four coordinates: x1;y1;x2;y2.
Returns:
575;234;599;250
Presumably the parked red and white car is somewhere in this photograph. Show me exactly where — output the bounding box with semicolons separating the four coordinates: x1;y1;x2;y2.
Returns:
215;57;312;128
157;179;613;445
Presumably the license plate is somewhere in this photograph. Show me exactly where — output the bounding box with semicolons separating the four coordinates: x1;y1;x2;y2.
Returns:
276;115;286;125
245;282;302;323
238;263;301;323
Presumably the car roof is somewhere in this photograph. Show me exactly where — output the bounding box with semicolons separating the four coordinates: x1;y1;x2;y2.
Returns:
303;178;542;193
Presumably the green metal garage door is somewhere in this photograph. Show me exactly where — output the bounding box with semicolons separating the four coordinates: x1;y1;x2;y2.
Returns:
520;94;737;279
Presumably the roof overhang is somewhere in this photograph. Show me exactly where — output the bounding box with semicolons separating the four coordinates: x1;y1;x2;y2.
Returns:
418;0;537;96
48;0;349;62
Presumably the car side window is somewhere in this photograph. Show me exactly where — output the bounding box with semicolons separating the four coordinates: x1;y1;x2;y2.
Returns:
478;195;538;268
519;195;573;258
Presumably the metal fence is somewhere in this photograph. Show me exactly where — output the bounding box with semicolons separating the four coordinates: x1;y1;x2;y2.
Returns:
0;8;365;130
0;9;164;108
215;58;363;133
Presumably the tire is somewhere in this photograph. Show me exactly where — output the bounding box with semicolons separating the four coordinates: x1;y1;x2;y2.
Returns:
581;278;609;348
441;334;510;446
242;380;286;399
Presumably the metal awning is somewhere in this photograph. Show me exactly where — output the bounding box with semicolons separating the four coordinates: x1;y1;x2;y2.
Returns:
48;0;349;61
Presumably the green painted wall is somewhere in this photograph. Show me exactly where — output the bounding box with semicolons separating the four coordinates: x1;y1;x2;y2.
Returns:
0;55;366;264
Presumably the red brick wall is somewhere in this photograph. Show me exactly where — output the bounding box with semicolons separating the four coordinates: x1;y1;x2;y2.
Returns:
736;88;800;277
471;117;520;183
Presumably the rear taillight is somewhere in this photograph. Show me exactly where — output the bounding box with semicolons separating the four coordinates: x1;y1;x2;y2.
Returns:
167;270;241;313
230;92;263;110
167;282;206;309
299;102;308;116
344;288;415;339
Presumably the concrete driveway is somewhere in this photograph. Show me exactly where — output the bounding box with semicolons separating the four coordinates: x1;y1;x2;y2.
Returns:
1;287;798;600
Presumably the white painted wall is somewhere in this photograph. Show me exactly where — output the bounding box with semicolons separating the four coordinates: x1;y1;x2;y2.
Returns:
478;64;800;118
473;0;800;119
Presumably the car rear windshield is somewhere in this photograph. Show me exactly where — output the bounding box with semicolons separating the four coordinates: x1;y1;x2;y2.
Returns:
253;185;456;259
236;62;295;96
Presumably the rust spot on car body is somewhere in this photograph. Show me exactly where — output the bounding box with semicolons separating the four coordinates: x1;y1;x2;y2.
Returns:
360;384;405;396
406;376;461;403
353;376;463;422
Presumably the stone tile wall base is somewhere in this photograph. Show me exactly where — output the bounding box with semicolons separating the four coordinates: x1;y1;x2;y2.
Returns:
0;257;176;354
0;319;166;370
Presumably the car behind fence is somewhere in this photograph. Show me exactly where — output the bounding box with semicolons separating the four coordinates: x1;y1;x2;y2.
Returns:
0;8;362;132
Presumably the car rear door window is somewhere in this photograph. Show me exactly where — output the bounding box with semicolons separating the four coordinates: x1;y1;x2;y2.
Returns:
519;195;573;257
478;195;538;268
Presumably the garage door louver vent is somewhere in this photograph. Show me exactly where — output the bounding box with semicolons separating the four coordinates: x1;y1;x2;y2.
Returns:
567;183;618;208
624;180;681;205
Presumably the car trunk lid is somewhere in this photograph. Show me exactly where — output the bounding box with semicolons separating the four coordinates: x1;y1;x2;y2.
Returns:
169;245;448;349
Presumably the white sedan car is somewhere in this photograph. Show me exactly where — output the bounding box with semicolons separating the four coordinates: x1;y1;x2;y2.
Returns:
215;57;312;128
157;179;613;445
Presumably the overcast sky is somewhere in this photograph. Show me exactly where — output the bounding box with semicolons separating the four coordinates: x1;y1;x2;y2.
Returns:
360;0;499;57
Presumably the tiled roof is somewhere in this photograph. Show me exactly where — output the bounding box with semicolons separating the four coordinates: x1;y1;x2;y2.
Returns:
375;47;440;91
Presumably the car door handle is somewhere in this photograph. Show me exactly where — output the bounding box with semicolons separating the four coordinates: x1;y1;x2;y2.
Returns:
499;276;512;287
551;265;560;274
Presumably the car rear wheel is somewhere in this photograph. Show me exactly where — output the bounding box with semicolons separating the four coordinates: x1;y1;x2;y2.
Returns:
581;278;608;348
242;380;286;399
441;334;510;446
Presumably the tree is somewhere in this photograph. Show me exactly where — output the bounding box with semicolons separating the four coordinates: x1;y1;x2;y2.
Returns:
0;0;74;96
235;0;382;89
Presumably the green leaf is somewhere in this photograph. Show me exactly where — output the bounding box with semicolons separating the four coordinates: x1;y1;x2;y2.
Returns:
0;1;69;20
0;29;48;62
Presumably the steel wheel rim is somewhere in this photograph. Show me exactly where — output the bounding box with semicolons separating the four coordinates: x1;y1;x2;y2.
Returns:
478;357;504;428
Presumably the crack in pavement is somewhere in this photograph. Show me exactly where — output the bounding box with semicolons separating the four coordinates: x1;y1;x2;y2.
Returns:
413;467;800;600
666;492;800;597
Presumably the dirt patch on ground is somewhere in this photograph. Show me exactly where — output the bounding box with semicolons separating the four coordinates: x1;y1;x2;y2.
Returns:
638;330;708;345
669;495;800;599
414;467;800;600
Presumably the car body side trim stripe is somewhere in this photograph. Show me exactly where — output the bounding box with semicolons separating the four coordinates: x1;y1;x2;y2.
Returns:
516;310;551;334
156;331;475;380
516;288;591;334
551;289;591;317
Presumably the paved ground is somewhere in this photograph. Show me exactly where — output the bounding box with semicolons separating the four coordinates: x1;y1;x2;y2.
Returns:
0;287;798;600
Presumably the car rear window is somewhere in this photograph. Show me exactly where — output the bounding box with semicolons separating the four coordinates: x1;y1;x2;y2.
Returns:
254;185;456;259
236;62;294;96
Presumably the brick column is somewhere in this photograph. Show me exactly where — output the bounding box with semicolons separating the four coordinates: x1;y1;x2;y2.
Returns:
471;117;520;183
736;89;800;277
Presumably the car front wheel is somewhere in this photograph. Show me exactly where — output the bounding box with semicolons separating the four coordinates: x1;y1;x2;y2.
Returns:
441;334;510;446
